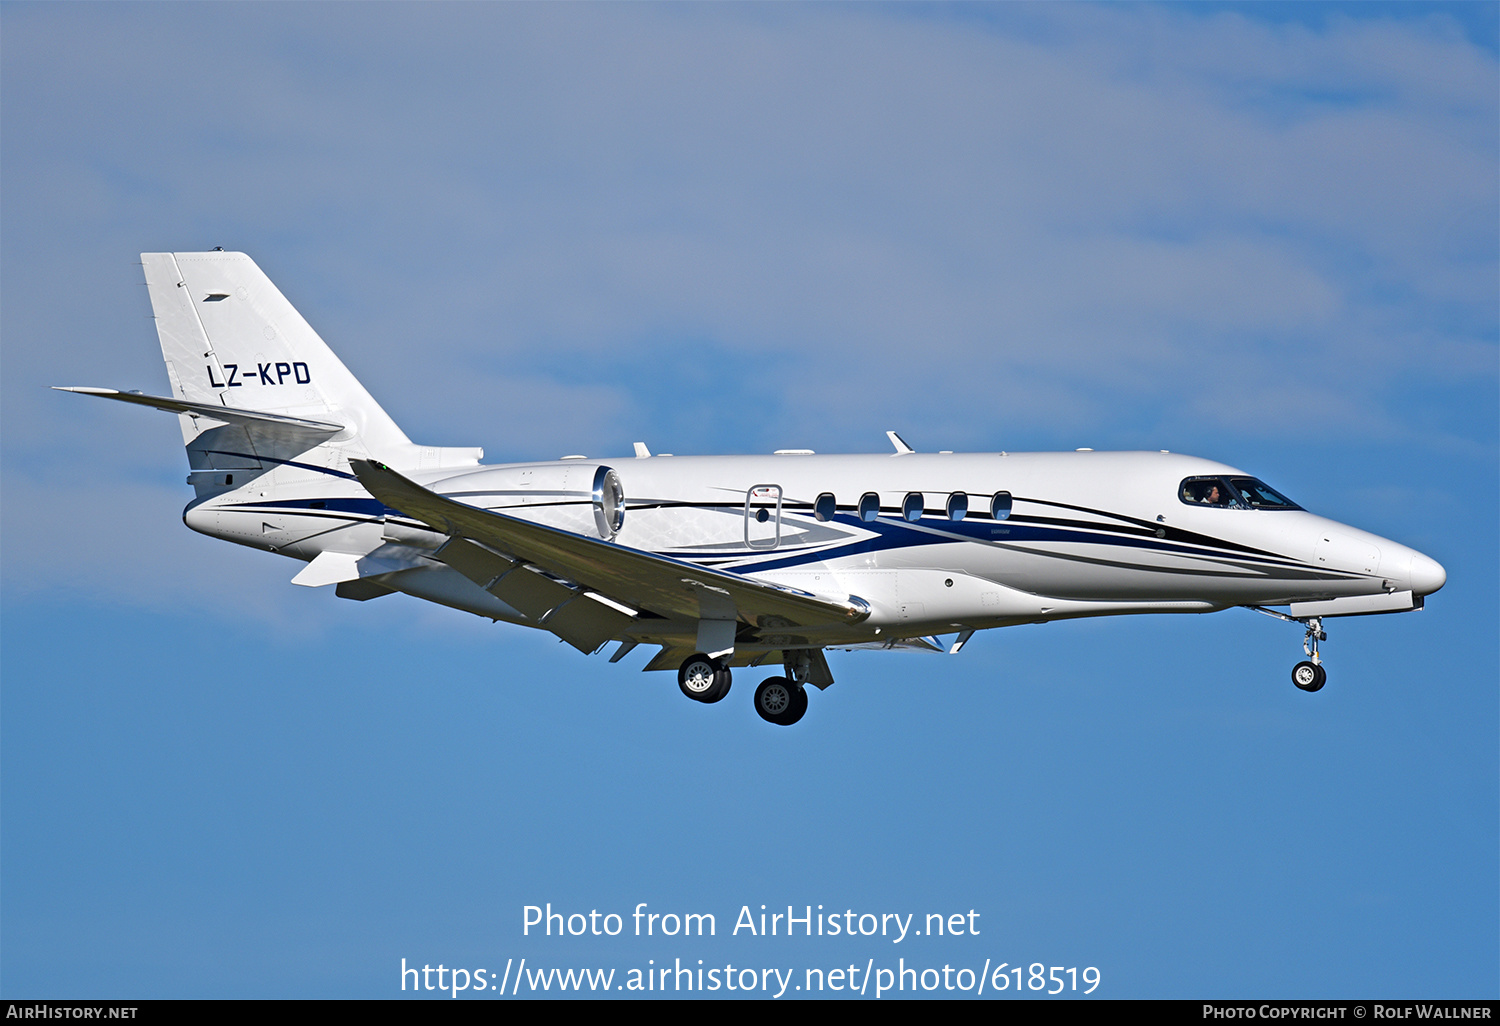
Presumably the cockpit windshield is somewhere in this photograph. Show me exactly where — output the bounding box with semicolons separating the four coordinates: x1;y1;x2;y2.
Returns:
1179;476;1301;510
1226;477;1300;510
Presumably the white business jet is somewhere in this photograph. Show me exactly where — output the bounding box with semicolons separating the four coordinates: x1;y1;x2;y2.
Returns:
59;252;1446;725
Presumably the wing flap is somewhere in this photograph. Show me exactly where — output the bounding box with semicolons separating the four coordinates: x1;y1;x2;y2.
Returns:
643;646;697;672
432;536;516;585
352;459;870;630
488;565;578;621
433;536;577;622
433;531;632;651
541;594;637;655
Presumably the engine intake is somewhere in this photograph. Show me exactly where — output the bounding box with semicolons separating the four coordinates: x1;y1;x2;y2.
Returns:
592;466;624;540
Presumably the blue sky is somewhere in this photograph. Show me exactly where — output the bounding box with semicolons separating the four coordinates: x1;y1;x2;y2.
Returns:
2;2;1495;999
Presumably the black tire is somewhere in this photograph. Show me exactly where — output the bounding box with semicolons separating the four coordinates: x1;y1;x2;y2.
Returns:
754;676;807;725
754;676;795;723
700;667;732;704
1292;661;1326;692
781;684;809;725
678;653;719;702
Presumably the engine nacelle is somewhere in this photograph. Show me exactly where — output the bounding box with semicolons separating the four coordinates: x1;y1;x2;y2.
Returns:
592;466;624;541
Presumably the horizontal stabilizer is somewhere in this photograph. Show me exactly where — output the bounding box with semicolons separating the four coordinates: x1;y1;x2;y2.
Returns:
55;387;343;455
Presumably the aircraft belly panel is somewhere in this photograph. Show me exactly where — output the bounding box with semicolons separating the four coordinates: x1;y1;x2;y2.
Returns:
371;565;528;622
972;538;1283;602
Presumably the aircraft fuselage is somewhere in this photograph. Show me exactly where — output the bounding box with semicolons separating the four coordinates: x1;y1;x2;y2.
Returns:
183;448;1444;652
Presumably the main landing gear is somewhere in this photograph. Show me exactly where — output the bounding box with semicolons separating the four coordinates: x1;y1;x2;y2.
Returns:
1253;608;1328;692
677;652;731;704
676;651;814;725
753;676;808;726
752;650;818;726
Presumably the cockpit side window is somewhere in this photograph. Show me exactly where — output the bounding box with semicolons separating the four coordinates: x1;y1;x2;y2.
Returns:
1179;476;1242;508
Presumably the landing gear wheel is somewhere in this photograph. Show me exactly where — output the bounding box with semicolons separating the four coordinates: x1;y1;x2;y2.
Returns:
701;667;732;704
679;653;722;702
1292;661;1326;692
784;684;808;725
1251;608;1332;695
754;676;807;726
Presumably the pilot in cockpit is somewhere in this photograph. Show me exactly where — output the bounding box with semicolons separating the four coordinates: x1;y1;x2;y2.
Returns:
1181;477;1238;507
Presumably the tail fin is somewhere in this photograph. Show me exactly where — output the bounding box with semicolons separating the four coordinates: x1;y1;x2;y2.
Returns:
140;251;479;489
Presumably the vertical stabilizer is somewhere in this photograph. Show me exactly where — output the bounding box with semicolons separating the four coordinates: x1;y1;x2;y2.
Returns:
141;252;480;487
143;251;410;456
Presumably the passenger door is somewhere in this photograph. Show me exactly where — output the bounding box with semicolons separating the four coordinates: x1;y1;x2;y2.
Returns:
744;484;782;549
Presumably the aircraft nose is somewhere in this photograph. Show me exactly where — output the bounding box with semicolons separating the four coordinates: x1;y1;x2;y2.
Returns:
1410;552;1446;596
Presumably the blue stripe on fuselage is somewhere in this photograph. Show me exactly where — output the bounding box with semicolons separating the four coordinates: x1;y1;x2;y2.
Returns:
714;513;1306;575
224;497;399;518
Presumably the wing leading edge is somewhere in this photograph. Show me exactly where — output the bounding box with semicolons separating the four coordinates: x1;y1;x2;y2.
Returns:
349;460;871;641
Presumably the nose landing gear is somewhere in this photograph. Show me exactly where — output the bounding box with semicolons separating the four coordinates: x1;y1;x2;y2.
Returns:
1292;660;1325;691
1291;616;1327;692
1250;608;1328;693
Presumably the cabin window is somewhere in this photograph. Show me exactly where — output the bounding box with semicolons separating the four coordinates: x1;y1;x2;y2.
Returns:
858;492;880;522
990;491;1012;520
902;492;924;522
814;492;836;522
946;492;968;521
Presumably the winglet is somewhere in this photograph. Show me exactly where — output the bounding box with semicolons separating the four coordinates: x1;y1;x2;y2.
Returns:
886;430;914;454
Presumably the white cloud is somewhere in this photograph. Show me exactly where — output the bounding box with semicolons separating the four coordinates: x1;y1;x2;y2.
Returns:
3;2;1494;605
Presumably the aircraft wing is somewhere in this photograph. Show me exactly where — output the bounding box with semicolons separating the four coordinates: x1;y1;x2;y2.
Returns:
350;459;871;631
